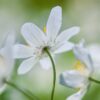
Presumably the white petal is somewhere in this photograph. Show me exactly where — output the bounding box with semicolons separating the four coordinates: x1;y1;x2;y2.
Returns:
88;44;100;77
73;44;93;74
13;44;34;58
56;26;80;42
18;57;39;75
60;70;87;88
46;6;62;41
53;42;74;54
78;39;85;48
5;32;15;46
0;33;15;92
0;33;15;71
88;44;100;64
1;32;15;59
39;57;51;70
67;84;89;100
21;23;46;47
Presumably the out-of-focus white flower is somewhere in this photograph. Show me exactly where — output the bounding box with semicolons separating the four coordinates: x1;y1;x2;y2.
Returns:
0;33;15;94
60;41;93;100
13;6;80;75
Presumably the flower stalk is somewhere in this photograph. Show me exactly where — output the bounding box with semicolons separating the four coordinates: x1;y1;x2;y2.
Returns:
89;77;100;84
4;80;38;100
44;48;56;100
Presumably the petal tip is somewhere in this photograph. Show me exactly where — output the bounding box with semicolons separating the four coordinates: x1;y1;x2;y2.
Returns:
17;67;27;75
73;26;80;33
53;5;62;10
51;6;62;14
21;22;33;33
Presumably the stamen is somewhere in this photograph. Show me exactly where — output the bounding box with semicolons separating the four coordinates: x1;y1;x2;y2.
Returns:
74;60;85;73
43;26;46;33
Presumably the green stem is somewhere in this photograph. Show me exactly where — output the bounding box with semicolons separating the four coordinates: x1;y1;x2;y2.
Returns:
4;80;38;100
89;77;100;84
44;48;56;100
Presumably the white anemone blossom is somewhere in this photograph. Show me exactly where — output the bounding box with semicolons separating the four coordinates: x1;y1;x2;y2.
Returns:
0;33;15;94
60;41;94;100
13;6;80;75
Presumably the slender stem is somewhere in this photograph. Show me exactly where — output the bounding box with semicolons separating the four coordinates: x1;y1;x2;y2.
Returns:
4;80;38;100
89;77;100;84
44;48;56;100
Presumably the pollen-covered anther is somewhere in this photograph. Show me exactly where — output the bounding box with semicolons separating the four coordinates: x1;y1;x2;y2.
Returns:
74;60;86;74
43;26;46;33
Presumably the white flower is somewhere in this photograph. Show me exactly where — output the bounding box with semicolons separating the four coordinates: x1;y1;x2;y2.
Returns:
13;6;80;75
60;40;94;100
0;33;15;94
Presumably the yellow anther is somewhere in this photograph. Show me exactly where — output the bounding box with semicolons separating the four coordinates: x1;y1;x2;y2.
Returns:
74;60;86;73
43;26;46;33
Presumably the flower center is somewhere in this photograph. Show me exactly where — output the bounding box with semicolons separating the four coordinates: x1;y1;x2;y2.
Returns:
74;60;86;74
43;46;49;51
34;46;49;58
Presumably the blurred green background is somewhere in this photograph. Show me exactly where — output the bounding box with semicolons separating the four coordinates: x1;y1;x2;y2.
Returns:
0;0;100;100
